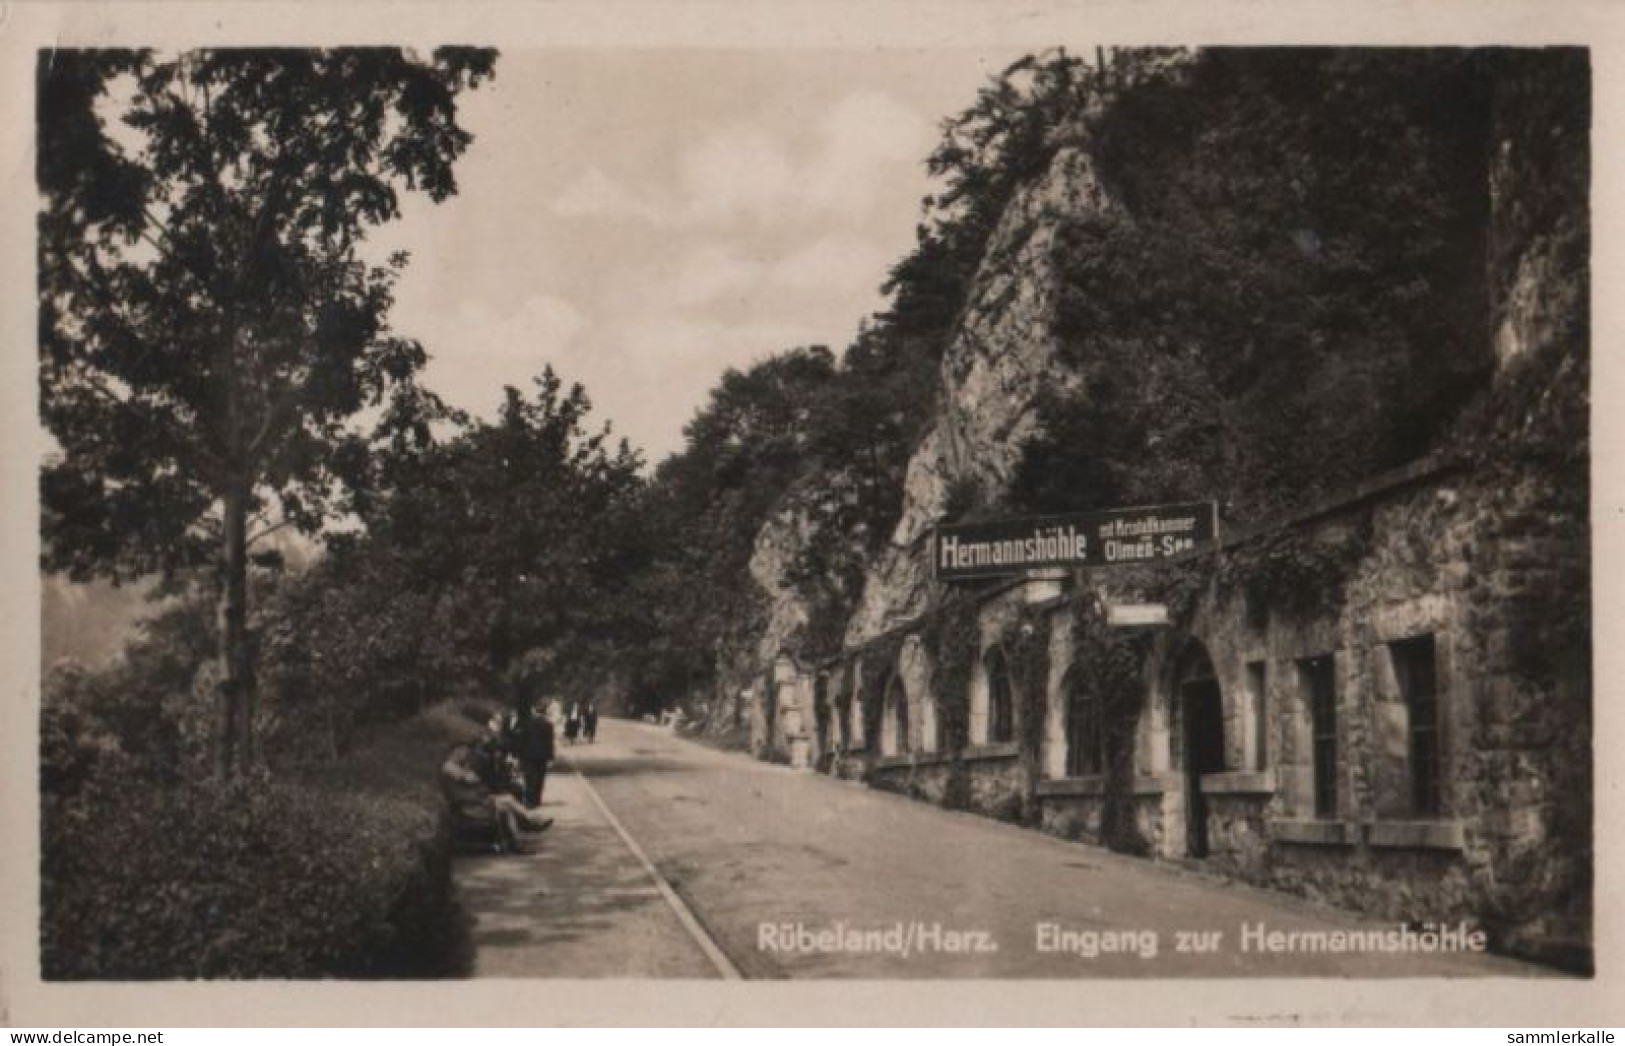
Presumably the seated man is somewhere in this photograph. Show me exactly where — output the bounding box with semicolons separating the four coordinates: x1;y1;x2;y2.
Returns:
440;740;553;854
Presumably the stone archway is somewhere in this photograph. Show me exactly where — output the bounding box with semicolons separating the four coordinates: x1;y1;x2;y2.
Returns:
975;645;1014;745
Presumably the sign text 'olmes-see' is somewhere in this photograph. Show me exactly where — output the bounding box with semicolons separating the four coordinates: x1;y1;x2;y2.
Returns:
933;502;1218;581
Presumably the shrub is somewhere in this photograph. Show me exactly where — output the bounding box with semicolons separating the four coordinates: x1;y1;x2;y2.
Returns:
41;701;482;979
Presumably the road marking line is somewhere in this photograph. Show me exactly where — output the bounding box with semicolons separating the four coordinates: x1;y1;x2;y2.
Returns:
567;760;743;980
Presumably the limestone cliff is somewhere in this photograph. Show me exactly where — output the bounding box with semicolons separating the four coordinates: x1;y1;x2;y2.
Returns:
713;133;1118;737
731;134;1119;690
844;142;1113;646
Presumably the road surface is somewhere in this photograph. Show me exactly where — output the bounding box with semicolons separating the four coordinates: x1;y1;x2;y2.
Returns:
455;718;1548;978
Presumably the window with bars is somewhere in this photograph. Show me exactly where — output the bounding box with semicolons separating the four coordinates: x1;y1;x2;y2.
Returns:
1391;636;1441;816
1301;656;1338;819
891;679;910;755
1246;660;1268;771
1066;676;1104;777
987;649;1014;744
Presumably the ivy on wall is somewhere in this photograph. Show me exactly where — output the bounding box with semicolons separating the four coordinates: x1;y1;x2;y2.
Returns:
1001;603;1054;826
921;589;979;809
1214;515;1371;619
856;630;905;760
830;658;852;737
1065;585;1153;855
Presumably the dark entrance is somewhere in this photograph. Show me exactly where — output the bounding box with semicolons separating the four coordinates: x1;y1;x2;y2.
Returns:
812;673;831;771
1181;675;1226;859
762;673;777;755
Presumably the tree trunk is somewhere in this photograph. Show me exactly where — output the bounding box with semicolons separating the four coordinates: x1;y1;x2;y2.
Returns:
216;476;256;777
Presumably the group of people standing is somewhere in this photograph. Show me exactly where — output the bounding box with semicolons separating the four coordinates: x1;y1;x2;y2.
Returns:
553;698;599;746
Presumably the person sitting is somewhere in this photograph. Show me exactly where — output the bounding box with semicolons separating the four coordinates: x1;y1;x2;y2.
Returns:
440;740;553;854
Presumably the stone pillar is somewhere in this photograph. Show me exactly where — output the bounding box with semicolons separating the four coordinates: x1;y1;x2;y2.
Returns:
773;654;813;769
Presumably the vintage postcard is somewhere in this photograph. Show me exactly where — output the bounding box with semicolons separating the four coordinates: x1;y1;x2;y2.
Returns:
1;0;1620;1028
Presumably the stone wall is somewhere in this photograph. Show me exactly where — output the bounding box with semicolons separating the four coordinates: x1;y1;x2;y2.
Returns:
781;452;1588;969
1118;458;1589;967
734;49;1588;970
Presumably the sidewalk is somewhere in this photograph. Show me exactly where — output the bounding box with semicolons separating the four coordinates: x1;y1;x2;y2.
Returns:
450;758;720;977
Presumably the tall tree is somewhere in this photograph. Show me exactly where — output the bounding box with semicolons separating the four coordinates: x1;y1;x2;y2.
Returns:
262;367;650;742
38;47;497;774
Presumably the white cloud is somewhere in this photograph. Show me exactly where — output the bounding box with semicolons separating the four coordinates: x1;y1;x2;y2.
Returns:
668;243;759;308
551;166;665;224
658;235;891;312
419;294;588;415
768;234;892;298
805;90;937;216
676;124;801;226
548;89;933;234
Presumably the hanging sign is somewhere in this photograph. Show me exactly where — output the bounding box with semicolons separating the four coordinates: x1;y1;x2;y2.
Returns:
1106;603;1171;627
933;501;1217;582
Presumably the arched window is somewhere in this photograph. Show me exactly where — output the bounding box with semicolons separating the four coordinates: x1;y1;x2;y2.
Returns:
879;674;911;757
986;647;1014;744
1066;668;1105;777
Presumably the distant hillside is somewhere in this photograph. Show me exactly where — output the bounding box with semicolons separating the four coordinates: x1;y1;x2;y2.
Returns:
41;574;164;671
41;528;319;672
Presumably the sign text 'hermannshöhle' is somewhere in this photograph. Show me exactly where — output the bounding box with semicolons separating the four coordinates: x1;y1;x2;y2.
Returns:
934;502;1217;581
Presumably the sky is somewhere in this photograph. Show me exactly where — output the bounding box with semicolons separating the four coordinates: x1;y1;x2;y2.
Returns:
368;48;1026;467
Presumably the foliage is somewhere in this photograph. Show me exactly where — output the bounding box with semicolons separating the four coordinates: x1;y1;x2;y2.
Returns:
997;604;1053;825
1214;517;1372;618
919;590;980;808
632;347;837;710
1451;49;1589;687
855;631;906;757
41;702;479;979
1015;48;1500;528
41;589;225;790
642;53;1130;708
266;366;650;741
1063;590;1152;855
921;590;978;749
885;50;1110;337
39;46;497;774
1004;607;1052;752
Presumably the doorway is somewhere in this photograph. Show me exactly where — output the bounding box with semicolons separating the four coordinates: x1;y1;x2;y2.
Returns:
1182;676;1226;859
812;673;831;770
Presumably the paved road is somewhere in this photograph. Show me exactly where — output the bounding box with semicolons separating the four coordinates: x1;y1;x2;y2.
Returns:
454;718;1548;978
548;719;1546;979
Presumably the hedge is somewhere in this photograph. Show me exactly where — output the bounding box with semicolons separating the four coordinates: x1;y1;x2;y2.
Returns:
41;702;484;979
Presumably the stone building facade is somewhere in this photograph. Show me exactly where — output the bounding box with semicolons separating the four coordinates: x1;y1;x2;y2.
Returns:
749;449;1590;969
733;49;1589;970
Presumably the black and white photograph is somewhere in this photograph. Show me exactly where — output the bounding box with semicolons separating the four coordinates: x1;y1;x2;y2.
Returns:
2;0;1617;1029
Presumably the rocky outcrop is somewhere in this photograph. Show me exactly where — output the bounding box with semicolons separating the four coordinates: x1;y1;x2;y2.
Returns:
737;466;870;679
719;133;1119;744
1487;50;1588;374
844;143;1113;646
